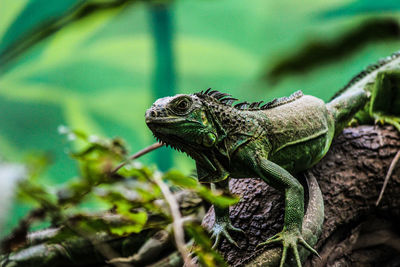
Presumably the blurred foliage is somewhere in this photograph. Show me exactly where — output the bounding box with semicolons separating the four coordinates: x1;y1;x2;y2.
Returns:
0;129;237;266
0;0;137;69
319;0;400;19
1;0;400;240
265;18;400;84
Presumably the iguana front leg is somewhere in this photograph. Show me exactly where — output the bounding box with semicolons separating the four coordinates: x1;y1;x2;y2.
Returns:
210;179;244;248
250;156;318;266
196;163;244;248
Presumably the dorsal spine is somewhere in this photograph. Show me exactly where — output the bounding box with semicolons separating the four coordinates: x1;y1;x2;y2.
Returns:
195;89;303;111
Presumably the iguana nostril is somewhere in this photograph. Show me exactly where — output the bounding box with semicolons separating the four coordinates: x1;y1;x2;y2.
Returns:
150;110;157;117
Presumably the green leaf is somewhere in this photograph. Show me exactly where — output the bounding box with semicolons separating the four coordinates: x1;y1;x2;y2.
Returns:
74;217;110;234
109;223;143;236
163;170;198;189
163;170;239;208
109;211;147;235
185;223;227;267
198;187;239;208
185;223;211;248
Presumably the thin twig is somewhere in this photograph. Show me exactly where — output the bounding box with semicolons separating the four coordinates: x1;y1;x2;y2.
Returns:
376;150;400;206
152;171;194;267
112;142;164;173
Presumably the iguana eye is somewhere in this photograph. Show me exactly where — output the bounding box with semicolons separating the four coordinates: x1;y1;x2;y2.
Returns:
177;100;188;109
171;97;192;114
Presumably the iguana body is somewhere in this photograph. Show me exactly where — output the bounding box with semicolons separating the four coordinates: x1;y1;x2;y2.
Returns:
145;51;400;266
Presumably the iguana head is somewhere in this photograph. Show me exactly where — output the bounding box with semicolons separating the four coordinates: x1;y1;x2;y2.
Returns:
145;93;220;153
145;88;280;160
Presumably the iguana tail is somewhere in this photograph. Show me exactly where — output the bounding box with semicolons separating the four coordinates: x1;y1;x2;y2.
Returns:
326;51;400;136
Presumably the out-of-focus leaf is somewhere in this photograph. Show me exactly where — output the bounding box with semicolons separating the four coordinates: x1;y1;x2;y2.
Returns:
164;170;239;208
163;170;198;189
15;157;55;210
319;0;400;19
16;180;57;211
0;0;28;39
264;18;400;84
197;187;239;208
41;4;123;66
0;0;83;53
24;153;52;181
109;211;147;235
0;0;137;72
118;164;154;181
185;223;227;267
74;217;111;234
185;223;211;248
136;187;161;202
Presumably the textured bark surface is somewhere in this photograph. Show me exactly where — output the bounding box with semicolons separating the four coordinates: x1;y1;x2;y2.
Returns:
202;125;400;267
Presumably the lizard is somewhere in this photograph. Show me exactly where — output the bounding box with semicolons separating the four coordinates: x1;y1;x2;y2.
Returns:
144;51;400;266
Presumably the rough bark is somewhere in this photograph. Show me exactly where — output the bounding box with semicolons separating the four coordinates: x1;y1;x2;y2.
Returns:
202;125;400;267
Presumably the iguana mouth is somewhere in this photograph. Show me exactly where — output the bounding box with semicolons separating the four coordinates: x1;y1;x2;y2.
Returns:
145;117;186;125
150;130;206;158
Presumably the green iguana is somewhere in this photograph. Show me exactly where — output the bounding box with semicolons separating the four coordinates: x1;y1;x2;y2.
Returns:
145;51;400;266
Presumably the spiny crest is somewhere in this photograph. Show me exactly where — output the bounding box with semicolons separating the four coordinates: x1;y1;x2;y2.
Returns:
195;88;303;111
152;133;187;154
261;90;303;109
331;50;400;100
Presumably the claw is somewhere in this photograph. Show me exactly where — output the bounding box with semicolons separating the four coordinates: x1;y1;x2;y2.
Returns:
223;229;240;248
228;224;245;234
256;233;282;248
210;221;244;249
279;245;288;267
374;118;385;125
292;245;301;267
348;118;359;127
256;229;319;267
299;236;321;259
373;114;400;132
211;233;221;249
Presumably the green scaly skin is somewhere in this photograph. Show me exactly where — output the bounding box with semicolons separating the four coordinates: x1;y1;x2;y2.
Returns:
145;51;400;266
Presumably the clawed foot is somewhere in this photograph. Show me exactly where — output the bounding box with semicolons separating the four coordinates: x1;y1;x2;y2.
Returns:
374;114;400;131
257;228;320;267
210;221;244;249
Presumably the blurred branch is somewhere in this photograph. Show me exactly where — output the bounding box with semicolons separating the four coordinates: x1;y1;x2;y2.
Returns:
264;18;400;84
0;0;137;74
65;220;131;267
112;142;164;174
153;171;194;267
1;208;46;253
0;134;221;266
0;190;203;267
